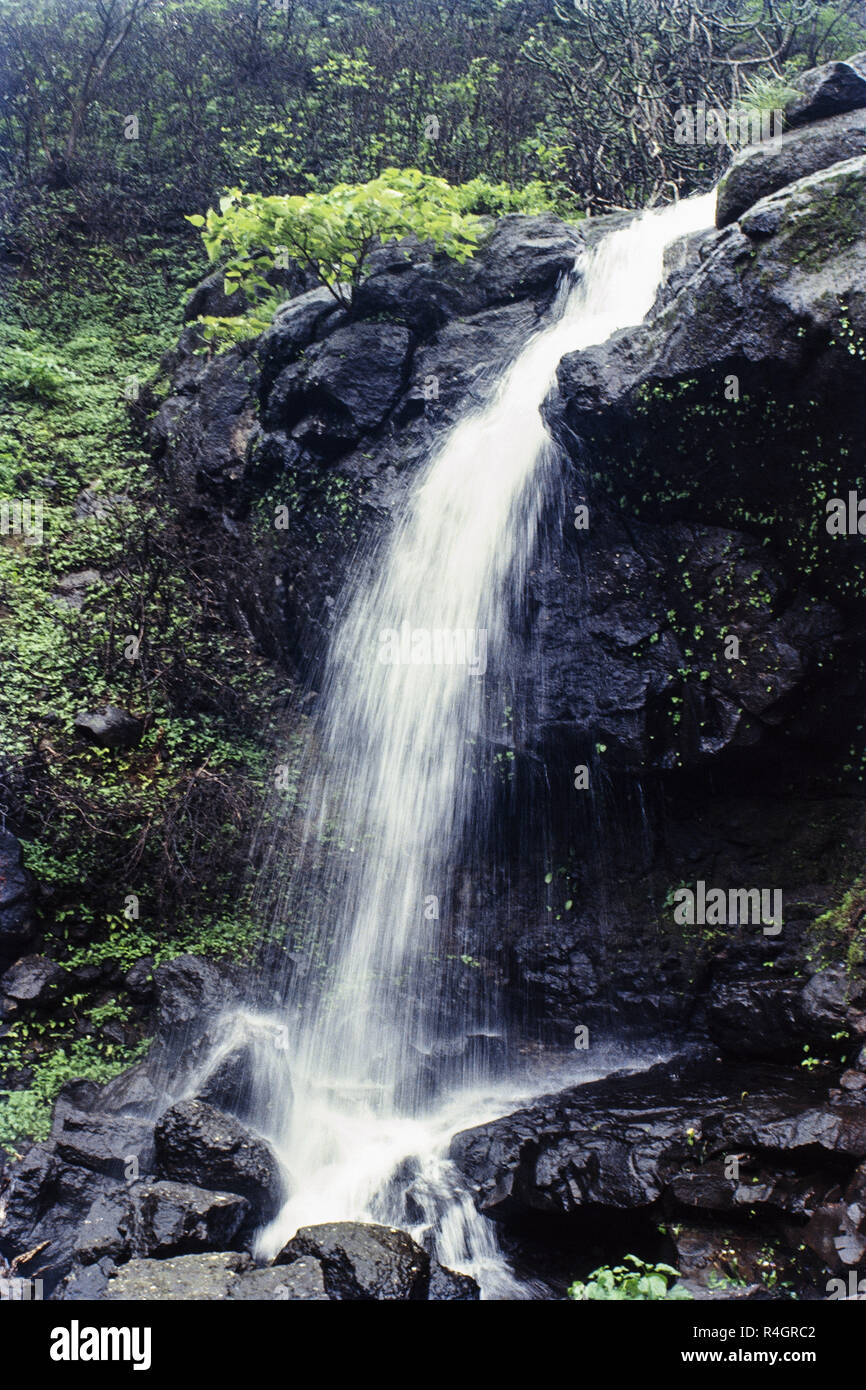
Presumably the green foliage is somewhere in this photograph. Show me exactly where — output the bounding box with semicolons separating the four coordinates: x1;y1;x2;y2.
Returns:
739;73;802;116
189;168;486;345
0;340;78;402
568;1255;692;1301
452;177;560;217
0;1019;148;1156
809;879;866;973
0;233;287;1153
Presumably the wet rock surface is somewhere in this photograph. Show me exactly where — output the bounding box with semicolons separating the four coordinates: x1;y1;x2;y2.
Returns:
717;107;866;227
276;1221;430;1300
153;1099;283;1222
0;831;35;962
784;50;866;127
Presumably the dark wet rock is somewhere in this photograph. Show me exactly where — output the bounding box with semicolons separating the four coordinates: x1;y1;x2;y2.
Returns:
668;1156;833;1219
528;509;842;770
73;706;144;749
548;156;866;425
427;1261;481;1300
407;301;538;420
706;978;806;1060
157;347;259;501
468;213;580;304
785;51;866;128
105;1250;251;1300
0;830;35;960
53;1110;155;1180
96;1062;160;1117
800;966;866;1037
263;323;413;454
353;261;474;334
1;955;65;1008
184;270;247;322
276;1221;429;1300
151;954;236;1036
57;1256;115;1300
717;107;866;227
0;1142;122;1292
450;1056;866;1222
536;155;866;775
672;1225;779;1299
123;954;155;1003
154;1099;283;1221
258;286;345;396
194;1045;257;1122
74;1189;132;1265
228;1258;329;1300
132;1181;249;1259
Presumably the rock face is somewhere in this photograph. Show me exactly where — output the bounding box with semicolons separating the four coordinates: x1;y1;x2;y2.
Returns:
542;153;866;779
717;107;866;226
451;1055;866;1219
449;1052;866;1295
1;954;65;1007
0;830;35;961
153;213;583;665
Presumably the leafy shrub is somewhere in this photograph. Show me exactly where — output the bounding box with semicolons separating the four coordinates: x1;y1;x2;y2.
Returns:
568;1255;692;1301
0;341;78;402
188;167;486;344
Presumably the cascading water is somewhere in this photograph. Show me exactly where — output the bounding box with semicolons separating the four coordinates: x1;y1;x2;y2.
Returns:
198;192;716;1297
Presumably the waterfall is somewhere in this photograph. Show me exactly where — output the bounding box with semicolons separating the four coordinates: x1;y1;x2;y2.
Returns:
211;192;716;1292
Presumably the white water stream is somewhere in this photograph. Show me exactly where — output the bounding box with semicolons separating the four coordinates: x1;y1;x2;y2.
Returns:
203;193;716;1297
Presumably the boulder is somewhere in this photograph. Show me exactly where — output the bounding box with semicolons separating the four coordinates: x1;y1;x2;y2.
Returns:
717;107;866;227
785;51;866;128
353;261;474;334
548;155;866;426
157;347;259;502
0;1142;123;1292
258;286;345;396
132;1180;249;1258
1;954;65;1008
58;1257;115;1301
96;1061;160;1117
105;1250;251;1300
428;1261;481;1300
194;1045;257;1122
276;1221;429;1300
53;1110;155;1180
184;270;247;322
153;1099;283;1222
151;953;235;1035
73;706;144;749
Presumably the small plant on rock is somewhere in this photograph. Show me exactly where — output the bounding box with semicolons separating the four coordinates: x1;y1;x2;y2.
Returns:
568;1254;692;1300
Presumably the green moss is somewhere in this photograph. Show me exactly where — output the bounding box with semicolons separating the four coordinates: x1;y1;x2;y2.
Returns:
809;878;866;974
